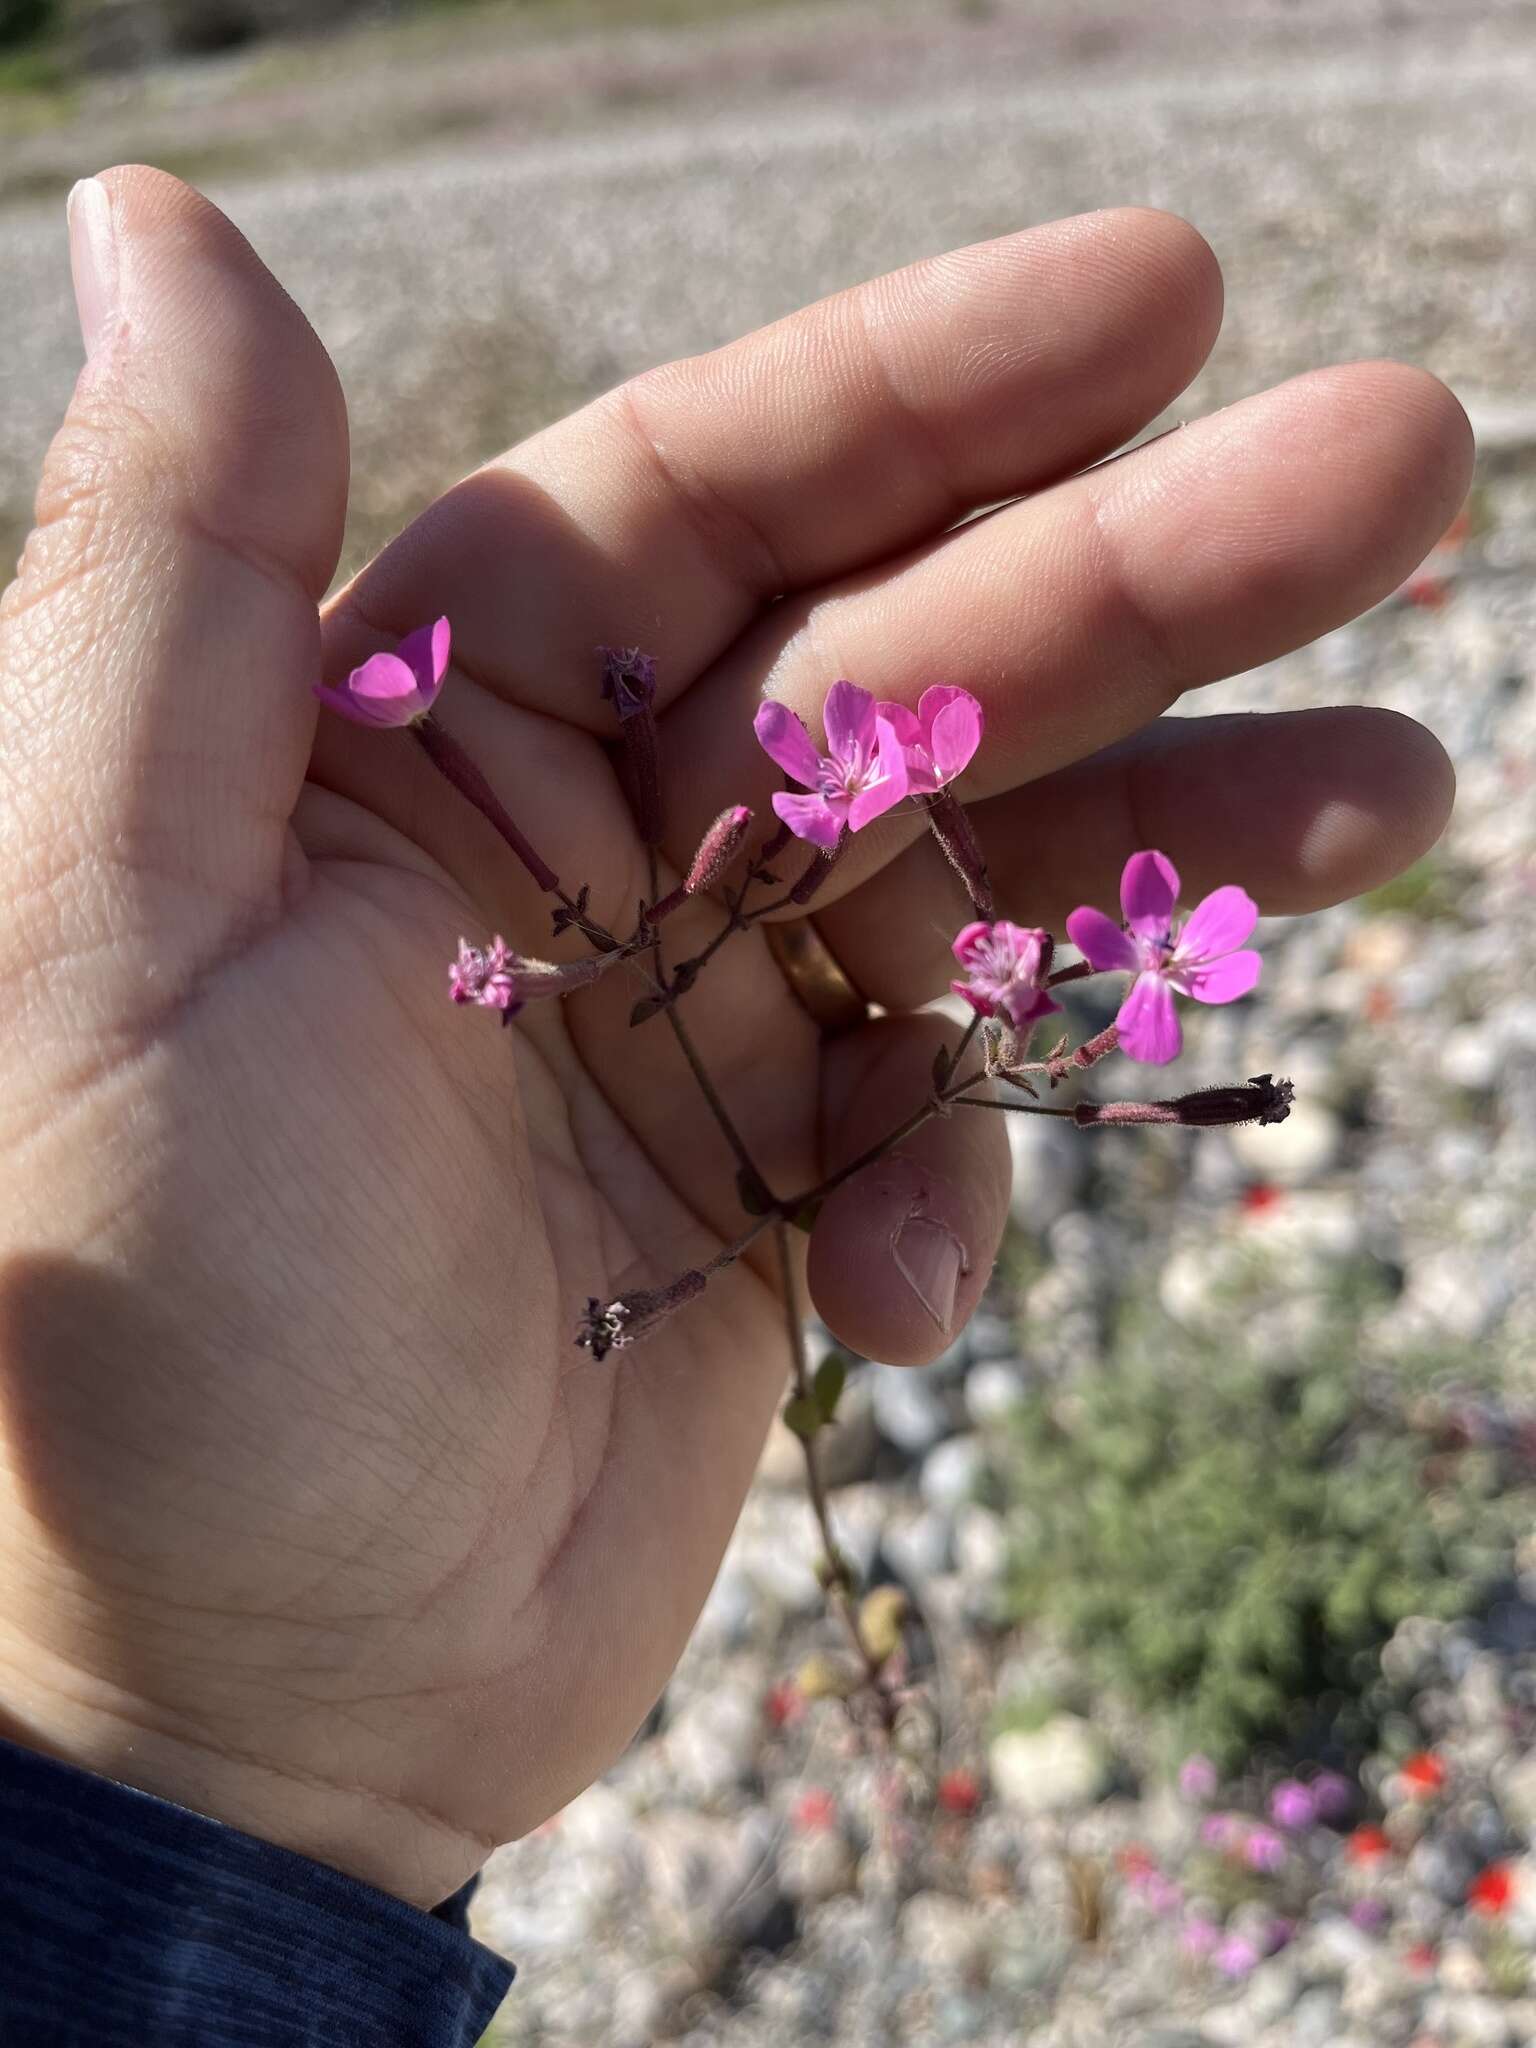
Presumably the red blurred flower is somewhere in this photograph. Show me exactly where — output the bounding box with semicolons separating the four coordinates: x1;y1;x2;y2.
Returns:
1400;1752;1447;1798
1346;1824;1393;1865
764;1680;803;1730
791;1787;838;1835
937;1768;982;1819
1469;1863;1515;1917
1241;1182;1284;1216
1405;1942;1438;1974
1116;1843;1156;1881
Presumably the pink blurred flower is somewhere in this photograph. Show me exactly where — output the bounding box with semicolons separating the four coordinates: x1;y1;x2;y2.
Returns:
950;920;1061;1032
315;617;450;728
1180;1914;1221;1960
876;685;983;794
1242;1825;1288;1874
1270;1780;1318;1830
1349;1897;1389;1933
1200;1814;1238;1851
1311;1771;1354;1822
1213;1934;1261;1978
1066;850;1262;1065
1179;1755;1219;1803
754;681;908;849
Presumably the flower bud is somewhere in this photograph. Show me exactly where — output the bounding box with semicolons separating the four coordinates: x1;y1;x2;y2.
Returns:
685;806;754;895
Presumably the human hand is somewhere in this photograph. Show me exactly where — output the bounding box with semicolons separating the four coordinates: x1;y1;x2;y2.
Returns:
0;168;1469;1908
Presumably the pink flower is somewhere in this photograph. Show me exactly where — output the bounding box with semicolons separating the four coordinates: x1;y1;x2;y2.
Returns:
449;936;614;1020
1179;1755;1219;1803
315;618;450;728
754;680;909;850
1065;851;1262;1065
1311;1771;1354;1823
1213;1934;1261;1978
450;936;519;1017
1270;1780;1317;1831
1242;1825;1288;1874
950;921;1061;1032
1180;1915;1222;1960
876;685;983;794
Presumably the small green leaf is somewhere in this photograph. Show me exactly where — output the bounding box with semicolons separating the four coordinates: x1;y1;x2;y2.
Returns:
813;1354;847;1422
629;993;668;1026
736;1166;772;1216
932;1042;953;1090
788;1197;822;1234
783;1396;824;1441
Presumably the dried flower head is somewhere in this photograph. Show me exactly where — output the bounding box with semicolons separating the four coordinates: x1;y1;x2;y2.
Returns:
599;645;658;717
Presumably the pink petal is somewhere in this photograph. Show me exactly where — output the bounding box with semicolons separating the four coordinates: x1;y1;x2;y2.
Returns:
875;701;924;749
313;679;378;726
1179;949;1262;1004
951;921;993;968
1116;972;1183;1064
1178;885;1258;964
1065;905;1139;972
396;616;452;695
771;790;845;850
755;702;824;789
846;767;906;832
950;978;996;1018
999;986;1061;1031
822;680;877;768
1121;850;1180;938
925;689;983;785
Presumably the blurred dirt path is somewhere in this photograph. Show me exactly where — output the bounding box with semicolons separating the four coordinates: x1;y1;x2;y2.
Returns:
3;0;1534;578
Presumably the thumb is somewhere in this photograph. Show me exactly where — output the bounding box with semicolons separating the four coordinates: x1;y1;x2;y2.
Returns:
0;166;347;930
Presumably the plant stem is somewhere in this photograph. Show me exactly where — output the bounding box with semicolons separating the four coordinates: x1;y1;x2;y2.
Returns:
774;1223;895;1718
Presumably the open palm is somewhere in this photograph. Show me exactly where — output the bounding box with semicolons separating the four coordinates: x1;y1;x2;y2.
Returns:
0;168;1469;1909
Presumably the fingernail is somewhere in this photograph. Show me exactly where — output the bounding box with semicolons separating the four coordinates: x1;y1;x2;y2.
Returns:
67;178;118;364
893;1214;966;1336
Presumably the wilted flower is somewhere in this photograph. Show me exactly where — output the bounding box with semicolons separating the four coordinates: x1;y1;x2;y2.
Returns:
598;645;657;716
315;617;450;728
576;1270;708;1359
754;680;908;849
449;936;519;1016
449;936;614;1019
876;684;983;793
1066;850;1262;1064
950;920;1061;1032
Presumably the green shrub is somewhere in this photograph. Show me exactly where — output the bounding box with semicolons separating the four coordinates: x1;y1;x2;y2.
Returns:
1003;1288;1534;1768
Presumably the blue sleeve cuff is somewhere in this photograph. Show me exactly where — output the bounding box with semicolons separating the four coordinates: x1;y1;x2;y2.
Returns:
0;1735;514;2047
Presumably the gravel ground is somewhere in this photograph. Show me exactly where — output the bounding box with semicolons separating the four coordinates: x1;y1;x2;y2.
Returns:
5;2;1536;2041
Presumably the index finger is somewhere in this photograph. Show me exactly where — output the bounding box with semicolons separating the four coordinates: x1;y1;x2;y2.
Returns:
322;208;1221;720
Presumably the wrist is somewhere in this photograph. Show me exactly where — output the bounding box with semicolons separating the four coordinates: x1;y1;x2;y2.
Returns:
0;1631;484;1912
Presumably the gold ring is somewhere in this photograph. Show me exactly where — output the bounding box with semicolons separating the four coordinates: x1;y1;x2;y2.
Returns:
763;918;871;1037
